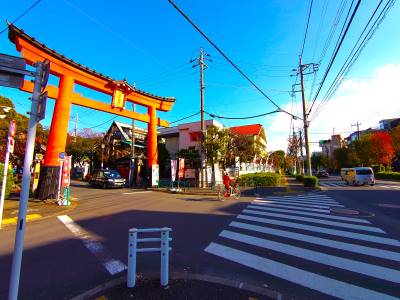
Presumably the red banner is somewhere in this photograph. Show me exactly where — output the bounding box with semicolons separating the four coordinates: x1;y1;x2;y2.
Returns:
178;158;185;179
62;156;72;188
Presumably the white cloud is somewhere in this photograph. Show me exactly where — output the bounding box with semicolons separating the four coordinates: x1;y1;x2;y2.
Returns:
265;64;400;153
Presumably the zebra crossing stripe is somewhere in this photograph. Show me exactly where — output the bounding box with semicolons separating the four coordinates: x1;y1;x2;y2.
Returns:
236;214;400;246
255;198;343;207
205;243;398;300
251;202;330;213
253;199;340;209
247;205;371;224
220;230;400;283
242;209;384;233
230;221;400;262
265;196;337;203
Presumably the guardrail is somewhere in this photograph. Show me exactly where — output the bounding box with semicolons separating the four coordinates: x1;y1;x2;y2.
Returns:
127;227;172;288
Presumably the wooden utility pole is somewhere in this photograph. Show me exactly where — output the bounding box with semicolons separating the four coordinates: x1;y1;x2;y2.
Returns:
351;121;361;140
299;56;312;176
199;48;206;188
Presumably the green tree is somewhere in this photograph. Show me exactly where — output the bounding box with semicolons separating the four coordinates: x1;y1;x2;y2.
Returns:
268;150;285;173
311;153;323;171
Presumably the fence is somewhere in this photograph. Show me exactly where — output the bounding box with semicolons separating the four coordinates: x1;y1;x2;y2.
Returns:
127;227;172;288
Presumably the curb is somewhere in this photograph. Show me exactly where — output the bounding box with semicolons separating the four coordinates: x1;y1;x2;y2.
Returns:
69;271;284;300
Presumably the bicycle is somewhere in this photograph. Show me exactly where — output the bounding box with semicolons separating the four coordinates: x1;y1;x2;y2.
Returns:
218;182;241;201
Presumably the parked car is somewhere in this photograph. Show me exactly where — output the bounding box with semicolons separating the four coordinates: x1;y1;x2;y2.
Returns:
89;169;126;188
316;170;329;178
344;167;375;186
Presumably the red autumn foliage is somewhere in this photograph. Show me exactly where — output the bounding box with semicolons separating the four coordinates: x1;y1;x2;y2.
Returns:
369;131;395;166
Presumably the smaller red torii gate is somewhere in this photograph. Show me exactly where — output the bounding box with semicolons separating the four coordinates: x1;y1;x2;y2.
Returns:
8;24;175;199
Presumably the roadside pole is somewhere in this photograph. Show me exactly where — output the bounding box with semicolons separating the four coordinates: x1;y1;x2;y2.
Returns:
0;120;16;229
8;60;48;300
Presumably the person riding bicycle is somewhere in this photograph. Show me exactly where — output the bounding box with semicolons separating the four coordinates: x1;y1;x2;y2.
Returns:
223;171;235;195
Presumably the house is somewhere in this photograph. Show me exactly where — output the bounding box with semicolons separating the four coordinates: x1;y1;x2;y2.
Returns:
229;124;267;153
379;118;400;130
319;134;345;158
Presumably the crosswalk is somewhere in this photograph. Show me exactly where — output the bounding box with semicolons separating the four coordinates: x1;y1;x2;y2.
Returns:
319;181;400;189
204;193;400;299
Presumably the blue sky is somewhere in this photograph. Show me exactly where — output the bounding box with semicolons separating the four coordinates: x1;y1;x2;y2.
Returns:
1;0;400;150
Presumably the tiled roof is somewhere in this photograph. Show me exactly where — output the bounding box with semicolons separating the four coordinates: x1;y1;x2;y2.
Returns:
229;124;263;135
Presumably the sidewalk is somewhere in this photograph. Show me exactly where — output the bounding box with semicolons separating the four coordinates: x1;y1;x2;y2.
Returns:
1;195;77;227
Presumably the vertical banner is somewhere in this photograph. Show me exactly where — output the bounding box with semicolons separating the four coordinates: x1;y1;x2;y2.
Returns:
62;156;72;188
178;158;185;179
152;164;159;186
171;160;177;182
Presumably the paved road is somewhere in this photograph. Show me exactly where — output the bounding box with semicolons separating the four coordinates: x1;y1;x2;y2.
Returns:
0;180;399;299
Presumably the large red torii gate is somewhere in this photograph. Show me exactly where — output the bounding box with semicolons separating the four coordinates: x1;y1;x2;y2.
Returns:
8;24;175;199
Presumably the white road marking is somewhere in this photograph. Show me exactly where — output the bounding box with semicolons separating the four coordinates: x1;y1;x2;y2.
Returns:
230;221;400;262
236;214;400;246
57;215;127;275
205;243;398;300
247;205;371;224
264;196;338;203
255;198;343;207
220;230;400;283
254;199;339;209
251;202;330;213
123;191;152;194
242;209;384;233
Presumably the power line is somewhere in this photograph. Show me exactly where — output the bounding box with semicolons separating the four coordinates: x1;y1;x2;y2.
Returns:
0;0;43;35
87;116;118;129
168;0;298;119
205;110;280;120
307;0;361;115
169;111;200;125
300;0;314;57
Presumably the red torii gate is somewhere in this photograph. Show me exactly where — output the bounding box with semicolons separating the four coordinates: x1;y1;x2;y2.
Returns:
8;24;175;199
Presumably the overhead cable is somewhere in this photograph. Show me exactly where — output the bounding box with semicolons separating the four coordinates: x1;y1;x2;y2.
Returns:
168;0;298;119
300;0;314;57
1;0;43;35
205;110;282;120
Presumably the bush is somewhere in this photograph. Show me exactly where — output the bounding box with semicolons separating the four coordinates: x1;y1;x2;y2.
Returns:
236;172;281;187
375;172;400;180
0;163;15;199
303;176;318;187
295;174;304;182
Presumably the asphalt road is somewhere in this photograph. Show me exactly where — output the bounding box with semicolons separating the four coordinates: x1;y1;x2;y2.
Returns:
0;179;399;299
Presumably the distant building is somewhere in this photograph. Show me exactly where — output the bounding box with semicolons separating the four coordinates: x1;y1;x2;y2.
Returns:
319;134;345;157
379;118;400;130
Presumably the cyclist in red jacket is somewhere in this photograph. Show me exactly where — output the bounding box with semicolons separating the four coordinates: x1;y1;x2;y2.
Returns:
223;171;234;195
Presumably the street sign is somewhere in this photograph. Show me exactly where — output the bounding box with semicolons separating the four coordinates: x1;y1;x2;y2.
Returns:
38;91;47;120
59;152;66;159
8;137;15;154
0;53;26;89
152;164;159;186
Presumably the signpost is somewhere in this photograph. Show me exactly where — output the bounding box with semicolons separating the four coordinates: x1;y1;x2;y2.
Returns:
56;152;66;205
0;120;16;229
60;156;71;206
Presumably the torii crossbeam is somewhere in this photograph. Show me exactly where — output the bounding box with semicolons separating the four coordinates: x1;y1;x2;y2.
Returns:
8;24;175;199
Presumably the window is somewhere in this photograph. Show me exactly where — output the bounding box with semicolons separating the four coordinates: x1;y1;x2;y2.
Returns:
189;131;201;142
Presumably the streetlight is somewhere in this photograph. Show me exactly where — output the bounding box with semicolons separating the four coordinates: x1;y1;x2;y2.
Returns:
101;143;105;169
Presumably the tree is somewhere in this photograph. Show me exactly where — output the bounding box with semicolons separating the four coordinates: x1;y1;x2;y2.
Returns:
268;150;285;173
369;131;395;166
311;152;323;171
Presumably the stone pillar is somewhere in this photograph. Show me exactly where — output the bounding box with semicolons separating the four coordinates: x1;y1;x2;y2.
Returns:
37;75;73;199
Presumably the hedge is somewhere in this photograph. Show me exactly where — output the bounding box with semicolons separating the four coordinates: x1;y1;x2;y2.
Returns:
303;176;319;187
0;164;15;199
375;172;400;180
236;172;281;187
295;174;304;182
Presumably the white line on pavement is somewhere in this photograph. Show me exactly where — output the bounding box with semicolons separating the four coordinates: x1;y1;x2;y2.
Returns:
220;230;400;283
255;198;343;207
123;191;152;194
247;205;371;224
230;221;400;262
242;209;384;233
251;202;330;213
253;199;339;209
264;196;337;203
205;243;398;300
236;214;400;246
57;215;127;275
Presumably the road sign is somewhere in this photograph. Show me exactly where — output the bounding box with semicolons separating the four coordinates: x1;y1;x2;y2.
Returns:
8;137;15;154
0;53;26;89
59;152;66;159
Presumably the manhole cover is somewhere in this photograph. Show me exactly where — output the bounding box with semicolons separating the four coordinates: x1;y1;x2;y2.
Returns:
330;208;374;217
378;203;400;209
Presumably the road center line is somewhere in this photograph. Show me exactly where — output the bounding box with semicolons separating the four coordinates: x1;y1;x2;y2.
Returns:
57;215;127;275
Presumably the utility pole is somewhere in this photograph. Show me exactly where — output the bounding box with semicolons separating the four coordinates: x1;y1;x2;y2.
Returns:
191;48;211;188
351;121;361;140
74;113;78;143
298;130;305;175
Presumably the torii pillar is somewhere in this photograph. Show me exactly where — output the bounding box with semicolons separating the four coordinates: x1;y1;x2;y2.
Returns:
147;106;158;167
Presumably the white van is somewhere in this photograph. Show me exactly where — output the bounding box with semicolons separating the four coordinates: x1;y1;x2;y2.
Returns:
345;167;375;186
